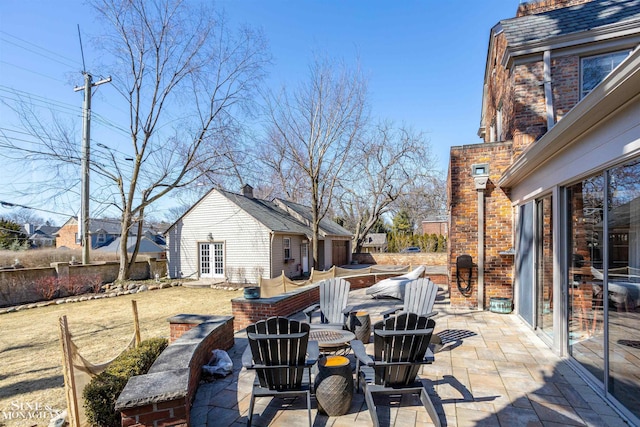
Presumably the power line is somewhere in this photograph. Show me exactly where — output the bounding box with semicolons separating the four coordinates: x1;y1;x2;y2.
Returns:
0;60;67;83
0;37;80;70
0;30;82;68
0;85;82;112
0;200;75;218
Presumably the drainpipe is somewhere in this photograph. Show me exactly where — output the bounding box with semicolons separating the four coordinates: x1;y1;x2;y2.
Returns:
474;176;489;310
543;50;555;130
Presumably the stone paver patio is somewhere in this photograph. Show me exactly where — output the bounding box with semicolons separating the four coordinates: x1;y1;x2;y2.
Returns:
190;287;631;426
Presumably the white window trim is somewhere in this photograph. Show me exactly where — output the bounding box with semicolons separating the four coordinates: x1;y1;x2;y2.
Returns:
284;237;291;260
580;50;630;99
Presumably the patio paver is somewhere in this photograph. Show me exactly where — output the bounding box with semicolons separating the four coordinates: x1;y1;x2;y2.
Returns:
190;286;632;426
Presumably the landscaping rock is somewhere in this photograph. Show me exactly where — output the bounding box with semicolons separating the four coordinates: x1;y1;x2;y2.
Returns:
138;285;148;292
109;292;117;298
56;300;66;305
127;283;137;291
160;283;172;289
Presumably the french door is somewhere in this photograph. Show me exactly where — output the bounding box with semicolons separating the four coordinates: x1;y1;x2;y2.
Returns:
200;242;224;278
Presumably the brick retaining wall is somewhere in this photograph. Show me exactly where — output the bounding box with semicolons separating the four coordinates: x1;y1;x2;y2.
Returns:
231;269;447;331
116;315;233;427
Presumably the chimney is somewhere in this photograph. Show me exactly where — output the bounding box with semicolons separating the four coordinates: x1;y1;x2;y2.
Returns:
242;184;254;199
516;0;592;17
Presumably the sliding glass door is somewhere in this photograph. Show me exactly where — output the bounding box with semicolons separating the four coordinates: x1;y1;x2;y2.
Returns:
565;159;640;420
536;195;554;338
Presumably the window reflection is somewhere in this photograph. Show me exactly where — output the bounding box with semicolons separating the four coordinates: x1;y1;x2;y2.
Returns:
607;159;640;415
567;175;605;382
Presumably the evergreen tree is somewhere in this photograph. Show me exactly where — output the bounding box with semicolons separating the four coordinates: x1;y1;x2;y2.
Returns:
0;218;29;250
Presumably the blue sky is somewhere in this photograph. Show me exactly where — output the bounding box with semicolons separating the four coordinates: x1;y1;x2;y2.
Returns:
0;0;520;223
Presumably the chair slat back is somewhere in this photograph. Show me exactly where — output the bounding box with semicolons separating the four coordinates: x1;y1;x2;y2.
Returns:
319;278;350;324
372;313;434;387
247;317;310;391
404;278;438;316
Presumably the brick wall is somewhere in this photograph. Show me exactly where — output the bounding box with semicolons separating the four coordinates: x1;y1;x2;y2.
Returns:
56;221;80;249
118;316;233;427
448;142;514;309
230;272;447;331
512;60;547;160
516;0;593;17
351;252;447;266
551;55;580;121
422;222;448;236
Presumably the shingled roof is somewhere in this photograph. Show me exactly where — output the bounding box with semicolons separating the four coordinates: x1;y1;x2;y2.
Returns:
501;0;640;47
218;190;312;236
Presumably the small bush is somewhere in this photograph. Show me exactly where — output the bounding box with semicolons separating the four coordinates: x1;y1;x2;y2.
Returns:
83;337;168;427
34;277;60;300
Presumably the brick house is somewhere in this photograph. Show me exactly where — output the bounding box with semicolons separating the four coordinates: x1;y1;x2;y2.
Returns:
421;216;448;237
448;0;640;421
56;217;165;255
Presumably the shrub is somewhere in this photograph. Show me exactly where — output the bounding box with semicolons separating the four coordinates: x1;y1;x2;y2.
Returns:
62;274;103;296
83;337;168;427
34;277;60;300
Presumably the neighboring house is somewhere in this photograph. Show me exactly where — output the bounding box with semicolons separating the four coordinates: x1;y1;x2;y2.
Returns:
447;0;640;421
164;185;353;283
421;216;448;237
94;235;167;260
359;233;388;253
23;223;60;248
56;217;164;254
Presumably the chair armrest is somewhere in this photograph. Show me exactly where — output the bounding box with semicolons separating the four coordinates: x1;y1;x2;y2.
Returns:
306;341;319;365
342;305;355;315
303;304;321;322
241;345;254;369
350;339;374;366
423;347;435;363
381;306;403;319
424;311;438;318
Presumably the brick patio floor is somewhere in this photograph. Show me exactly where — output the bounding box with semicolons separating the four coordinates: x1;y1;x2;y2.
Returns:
190;287;631;426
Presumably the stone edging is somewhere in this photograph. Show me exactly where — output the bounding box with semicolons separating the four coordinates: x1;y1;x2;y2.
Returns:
0;282;183;315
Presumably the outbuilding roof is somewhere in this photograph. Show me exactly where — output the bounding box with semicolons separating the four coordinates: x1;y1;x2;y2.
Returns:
218;190;312;236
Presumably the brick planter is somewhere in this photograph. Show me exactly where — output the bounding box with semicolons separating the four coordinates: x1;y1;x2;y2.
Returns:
116;315;233;427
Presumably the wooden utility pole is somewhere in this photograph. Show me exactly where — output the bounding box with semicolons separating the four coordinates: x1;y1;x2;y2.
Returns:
74;73;111;265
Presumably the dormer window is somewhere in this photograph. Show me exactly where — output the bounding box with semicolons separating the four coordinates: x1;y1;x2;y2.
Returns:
581;50;630;99
96;232;106;244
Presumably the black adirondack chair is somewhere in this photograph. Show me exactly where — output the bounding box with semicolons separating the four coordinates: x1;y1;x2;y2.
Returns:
303;278;354;328
351;312;441;427
381;277;438;319
242;317;319;426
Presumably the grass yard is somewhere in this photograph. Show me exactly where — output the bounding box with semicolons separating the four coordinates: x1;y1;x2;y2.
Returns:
0;286;240;427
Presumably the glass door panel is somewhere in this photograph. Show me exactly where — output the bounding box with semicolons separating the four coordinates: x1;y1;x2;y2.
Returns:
537;196;554;338
607;160;640;417
567;175;605;383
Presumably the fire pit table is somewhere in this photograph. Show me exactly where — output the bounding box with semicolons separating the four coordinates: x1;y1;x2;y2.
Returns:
309;329;355;355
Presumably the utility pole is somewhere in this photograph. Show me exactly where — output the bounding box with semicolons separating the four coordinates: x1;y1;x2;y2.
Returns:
74;73;111;265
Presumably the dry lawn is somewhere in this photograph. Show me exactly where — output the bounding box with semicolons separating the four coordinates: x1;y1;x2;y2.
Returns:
0;286;240;427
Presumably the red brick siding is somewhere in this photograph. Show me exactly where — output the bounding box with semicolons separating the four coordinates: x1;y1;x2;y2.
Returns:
120;317;233;427
231;273;446;331
516;0;593;17
120;401;188;427
448;143;514;309
551;55;580;121
422;222;448;236
56;222;81;249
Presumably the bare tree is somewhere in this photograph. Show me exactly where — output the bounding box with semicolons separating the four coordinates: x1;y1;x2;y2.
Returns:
262;56;367;268
335;122;440;252
2;0;269;279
